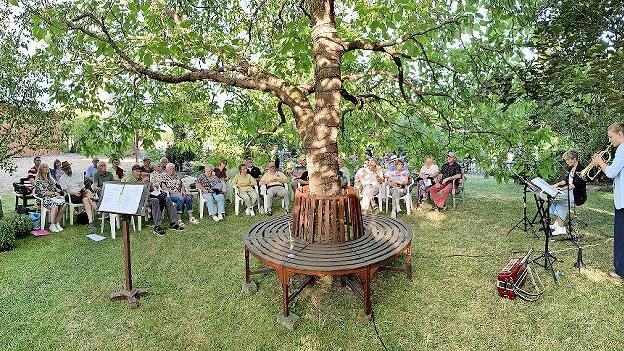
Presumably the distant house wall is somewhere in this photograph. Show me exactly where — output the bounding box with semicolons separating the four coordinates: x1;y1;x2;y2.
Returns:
1;105;62;158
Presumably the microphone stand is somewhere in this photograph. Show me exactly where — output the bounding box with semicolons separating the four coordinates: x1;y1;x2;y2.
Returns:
560;162;585;270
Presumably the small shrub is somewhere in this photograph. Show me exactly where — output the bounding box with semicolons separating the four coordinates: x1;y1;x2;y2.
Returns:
3;213;34;239
0;220;16;252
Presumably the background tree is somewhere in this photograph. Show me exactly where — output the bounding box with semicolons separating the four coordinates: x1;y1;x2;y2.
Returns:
0;5;62;174
526;0;624;161
23;0;549;194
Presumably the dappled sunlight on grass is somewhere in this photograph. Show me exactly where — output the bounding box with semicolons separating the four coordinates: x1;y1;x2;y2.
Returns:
580;266;622;286
584;205;615;217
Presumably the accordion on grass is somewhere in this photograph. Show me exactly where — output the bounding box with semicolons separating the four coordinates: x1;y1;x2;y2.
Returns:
497;249;544;302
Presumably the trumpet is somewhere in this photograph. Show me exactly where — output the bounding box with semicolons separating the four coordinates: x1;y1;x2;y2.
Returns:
578;146;613;181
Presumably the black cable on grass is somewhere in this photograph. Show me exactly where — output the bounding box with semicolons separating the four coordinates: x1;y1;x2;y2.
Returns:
371;309;389;351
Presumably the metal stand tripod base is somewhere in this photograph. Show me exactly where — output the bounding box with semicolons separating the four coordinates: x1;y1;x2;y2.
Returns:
110;288;149;309
532;252;558;282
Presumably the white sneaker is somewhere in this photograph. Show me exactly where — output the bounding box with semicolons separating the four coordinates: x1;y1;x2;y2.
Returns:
551;225;567;236
245;208;251;216
189;217;199;224
56;223;64;231
212;215;220;222
49;224;59;233
218;214;224;221
250;209;255;217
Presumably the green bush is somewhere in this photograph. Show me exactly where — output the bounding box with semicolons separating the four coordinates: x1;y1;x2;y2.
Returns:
0;220;16;252
3;213;34;239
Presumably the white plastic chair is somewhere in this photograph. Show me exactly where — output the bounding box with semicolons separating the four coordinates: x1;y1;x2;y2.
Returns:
259;184;287;214
232;184;261;215
384;179;414;215
32;194;50;230
64;193;85;226
99;213;139;239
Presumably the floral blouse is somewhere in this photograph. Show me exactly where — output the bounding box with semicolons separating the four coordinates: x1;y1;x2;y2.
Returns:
34;179;58;198
161;174;183;193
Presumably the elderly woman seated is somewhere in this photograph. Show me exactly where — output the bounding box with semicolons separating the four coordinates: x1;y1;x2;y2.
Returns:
34;163;66;232
259;162;288;216
354;159;384;213
386;160;410;218
196;164;226;221
161;163;199;224
416;155;439;209
232;163;259;216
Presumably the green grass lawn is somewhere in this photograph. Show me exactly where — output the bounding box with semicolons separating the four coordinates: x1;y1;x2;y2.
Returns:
1;177;623;350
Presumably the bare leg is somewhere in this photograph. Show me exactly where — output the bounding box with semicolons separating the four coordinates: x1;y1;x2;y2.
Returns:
56;204;66;224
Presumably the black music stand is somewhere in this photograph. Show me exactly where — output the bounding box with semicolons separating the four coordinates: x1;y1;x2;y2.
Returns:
508;173;540;235
527;178;559;282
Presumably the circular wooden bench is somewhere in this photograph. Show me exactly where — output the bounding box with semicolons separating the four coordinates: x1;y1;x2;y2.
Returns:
244;213;412;320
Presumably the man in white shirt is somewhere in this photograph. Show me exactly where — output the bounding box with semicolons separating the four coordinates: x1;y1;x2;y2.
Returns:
59;161;97;229
355;159;384;212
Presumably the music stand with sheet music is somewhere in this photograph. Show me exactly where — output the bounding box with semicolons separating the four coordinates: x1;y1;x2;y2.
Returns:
97;181;150;308
528;177;563;282
508;173;540;235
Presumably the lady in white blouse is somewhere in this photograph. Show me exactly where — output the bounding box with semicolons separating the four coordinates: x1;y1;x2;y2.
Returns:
416;156;439;209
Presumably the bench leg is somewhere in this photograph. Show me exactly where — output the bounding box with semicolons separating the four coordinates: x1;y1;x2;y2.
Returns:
357;269;372;316
278;268;292;317
244;246;251;284
405;244;413;280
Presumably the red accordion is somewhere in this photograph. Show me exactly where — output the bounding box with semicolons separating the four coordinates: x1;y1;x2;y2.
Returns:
497;250;532;300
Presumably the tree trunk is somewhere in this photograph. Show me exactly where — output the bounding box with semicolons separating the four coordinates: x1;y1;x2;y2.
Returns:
306;0;343;196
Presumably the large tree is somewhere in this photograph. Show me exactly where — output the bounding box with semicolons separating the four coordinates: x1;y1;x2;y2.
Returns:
22;0;538;194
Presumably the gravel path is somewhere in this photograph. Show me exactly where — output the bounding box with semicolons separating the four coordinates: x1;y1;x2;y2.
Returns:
0;153;141;195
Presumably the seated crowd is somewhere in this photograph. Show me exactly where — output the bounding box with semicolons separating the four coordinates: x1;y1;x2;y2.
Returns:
21;151;465;235
354;151;464;215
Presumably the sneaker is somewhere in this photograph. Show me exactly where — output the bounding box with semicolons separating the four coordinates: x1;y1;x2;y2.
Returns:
218;214;224;221
549;223;557;229
245;208;251;216
267;210;273;216
171;223;184;231
176;220;186;229
56;223;64;231
212;215;220;222
88;222;97;231
189;217;200;224
49;224;59;233
153;226;165;236
551;225;567;236
250;209;255;217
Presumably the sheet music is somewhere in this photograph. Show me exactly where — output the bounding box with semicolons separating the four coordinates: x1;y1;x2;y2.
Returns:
530;177;562;198
98;183;146;215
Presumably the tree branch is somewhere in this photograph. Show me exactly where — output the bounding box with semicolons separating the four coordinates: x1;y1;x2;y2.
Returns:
343;16;469;52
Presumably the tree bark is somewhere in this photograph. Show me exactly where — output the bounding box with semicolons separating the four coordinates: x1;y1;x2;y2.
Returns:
306;0;342;196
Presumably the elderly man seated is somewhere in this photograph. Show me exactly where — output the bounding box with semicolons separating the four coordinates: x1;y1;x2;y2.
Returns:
127;165;183;235
259;162;288;216
91;161;114;197
59;161;98;230
290;155;309;193
355;159;384;213
429;152;463;210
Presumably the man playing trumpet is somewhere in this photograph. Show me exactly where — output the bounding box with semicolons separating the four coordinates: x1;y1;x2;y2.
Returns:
592;122;624;278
